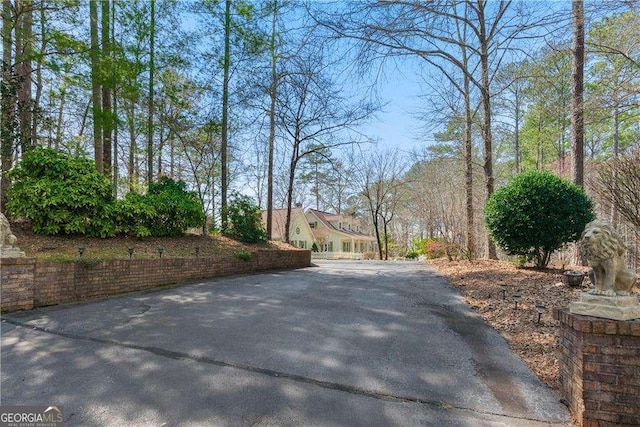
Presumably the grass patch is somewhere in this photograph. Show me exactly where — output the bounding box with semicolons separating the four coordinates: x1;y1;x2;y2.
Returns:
233;250;253;261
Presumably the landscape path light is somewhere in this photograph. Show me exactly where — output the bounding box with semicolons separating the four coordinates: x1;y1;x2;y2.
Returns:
513;292;522;310
195;246;200;257
77;245;85;257
500;284;507;301
535;303;546;324
157;246;164;258
128;247;135;259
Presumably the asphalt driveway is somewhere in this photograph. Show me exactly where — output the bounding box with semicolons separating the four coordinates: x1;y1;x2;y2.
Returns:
1;260;570;426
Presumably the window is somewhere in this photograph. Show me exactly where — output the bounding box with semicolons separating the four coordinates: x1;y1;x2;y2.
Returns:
309;222;316;228
328;242;334;252
299;240;307;249
342;241;351;252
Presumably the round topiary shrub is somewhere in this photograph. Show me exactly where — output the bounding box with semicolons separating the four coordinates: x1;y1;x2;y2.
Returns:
484;170;595;268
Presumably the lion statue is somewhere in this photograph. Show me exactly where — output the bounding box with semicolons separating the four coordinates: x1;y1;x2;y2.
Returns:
579;220;637;296
0;213;17;248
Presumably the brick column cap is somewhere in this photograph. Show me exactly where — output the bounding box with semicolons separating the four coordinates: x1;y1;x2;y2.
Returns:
554;307;640;336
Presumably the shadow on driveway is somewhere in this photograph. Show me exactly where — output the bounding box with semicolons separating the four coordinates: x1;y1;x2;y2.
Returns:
1;260;571;426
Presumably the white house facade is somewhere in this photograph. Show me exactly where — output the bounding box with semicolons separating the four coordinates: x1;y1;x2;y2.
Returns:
261;207;376;260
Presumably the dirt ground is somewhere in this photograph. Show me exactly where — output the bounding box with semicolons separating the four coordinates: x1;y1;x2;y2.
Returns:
428;258;639;390
9;219;293;261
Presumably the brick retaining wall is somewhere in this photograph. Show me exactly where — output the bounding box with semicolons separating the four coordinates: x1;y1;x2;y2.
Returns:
555;308;640;426
1;249;311;313
1;257;36;312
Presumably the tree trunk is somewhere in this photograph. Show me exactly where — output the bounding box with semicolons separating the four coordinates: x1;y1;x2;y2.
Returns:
514;87;521;174
478;3;497;259
373;215;383;260
31;1;45;146
111;0;118;195
16;0;33;153
157;100;165;179
127;100;136;192
266;0;278;240
146;0;155;187
220;0;231;231
112;85;118;196
571;0;585;188
611;100;619;225
284;143;297;244
54;79;66;149
101;0;112;180
1;0;14;213
89;0;103;172
383;219;389;260
462;44;475;260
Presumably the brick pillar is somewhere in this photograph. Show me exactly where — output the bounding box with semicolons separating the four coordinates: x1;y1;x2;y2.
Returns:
555;308;640;426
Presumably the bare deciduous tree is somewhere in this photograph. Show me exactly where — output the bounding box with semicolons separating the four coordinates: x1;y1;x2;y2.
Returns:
277;43;377;243
352;147;407;260
595;152;640;231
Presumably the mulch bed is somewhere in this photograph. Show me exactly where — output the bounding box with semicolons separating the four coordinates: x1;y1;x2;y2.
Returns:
428;258;586;390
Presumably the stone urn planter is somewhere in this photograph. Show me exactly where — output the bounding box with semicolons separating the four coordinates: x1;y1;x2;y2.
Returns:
563;270;584;287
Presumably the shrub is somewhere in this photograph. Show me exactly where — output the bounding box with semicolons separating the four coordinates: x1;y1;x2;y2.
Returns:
224;194;267;243
7;149;204;238
114;192;155;237
7;147;117;237
233;250;253;261
311;242;319;252
484;170;595;268
405;250;419;259
143;177;205;237
423;238;447;259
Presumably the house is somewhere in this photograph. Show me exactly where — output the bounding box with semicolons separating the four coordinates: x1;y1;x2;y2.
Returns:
262;207;376;259
305;209;377;259
261;207;315;250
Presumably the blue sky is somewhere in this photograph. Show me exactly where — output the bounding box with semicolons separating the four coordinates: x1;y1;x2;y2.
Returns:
361;73;426;153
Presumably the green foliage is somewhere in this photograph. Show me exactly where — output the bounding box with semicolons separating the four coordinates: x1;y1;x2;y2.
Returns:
484;170;595;268
114;192;155;237
311;242;319;252
143;177;205;237
223;194;267;243
114;179;205;238
7;147;117;237
233;250;253;261
405;250;419;259
7;149;204;238
513;255;528;269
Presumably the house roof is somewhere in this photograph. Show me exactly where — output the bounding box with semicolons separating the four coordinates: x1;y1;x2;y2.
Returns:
261;208;304;241
307;209;376;241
